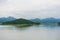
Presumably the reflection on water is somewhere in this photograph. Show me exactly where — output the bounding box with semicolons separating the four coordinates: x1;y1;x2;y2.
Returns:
0;25;60;40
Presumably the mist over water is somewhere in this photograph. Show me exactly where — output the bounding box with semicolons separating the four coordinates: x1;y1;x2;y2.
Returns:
0;25;60;40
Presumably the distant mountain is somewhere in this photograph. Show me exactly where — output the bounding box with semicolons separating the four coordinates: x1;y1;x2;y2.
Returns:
0;16;16;23
41;17;60;25
1;18;40;25
6;16;16;21
30;18;41;23
30;17;60;25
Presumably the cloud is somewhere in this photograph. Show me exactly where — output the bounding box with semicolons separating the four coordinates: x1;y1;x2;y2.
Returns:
0;0;60;18
0;0;7;3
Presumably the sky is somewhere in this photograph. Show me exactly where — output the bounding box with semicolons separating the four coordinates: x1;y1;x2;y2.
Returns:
0;0;60;19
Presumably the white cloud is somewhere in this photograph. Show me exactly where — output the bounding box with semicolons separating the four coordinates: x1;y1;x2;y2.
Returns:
0;0;60;18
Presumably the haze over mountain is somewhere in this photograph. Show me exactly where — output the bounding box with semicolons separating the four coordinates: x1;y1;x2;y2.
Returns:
41;18;60;23
0;16;16;23
30;17;60;24
30;18;41;23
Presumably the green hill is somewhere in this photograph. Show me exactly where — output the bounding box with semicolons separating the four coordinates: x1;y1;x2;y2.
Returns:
1;18;40;27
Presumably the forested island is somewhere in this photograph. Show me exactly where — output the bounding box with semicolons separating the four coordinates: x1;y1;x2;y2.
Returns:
0;17;60;27
1;18;40;27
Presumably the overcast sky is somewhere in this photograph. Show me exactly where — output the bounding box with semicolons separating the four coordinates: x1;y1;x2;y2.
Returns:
0;0;60;18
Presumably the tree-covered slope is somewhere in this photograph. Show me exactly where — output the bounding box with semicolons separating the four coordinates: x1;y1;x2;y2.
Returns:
1;18;40;25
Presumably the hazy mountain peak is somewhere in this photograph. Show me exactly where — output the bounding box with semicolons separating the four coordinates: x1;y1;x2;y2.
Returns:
0;16;16;23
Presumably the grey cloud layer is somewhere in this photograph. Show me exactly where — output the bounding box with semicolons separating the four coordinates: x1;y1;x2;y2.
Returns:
0;0;60;18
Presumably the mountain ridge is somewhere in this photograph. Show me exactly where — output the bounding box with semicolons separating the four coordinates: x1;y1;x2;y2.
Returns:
0;16;16;23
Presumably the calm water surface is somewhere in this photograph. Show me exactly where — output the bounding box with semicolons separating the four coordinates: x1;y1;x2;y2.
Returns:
0;25;60;40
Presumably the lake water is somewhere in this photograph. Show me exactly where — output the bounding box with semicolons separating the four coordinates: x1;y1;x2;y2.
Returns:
0;25;60;40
